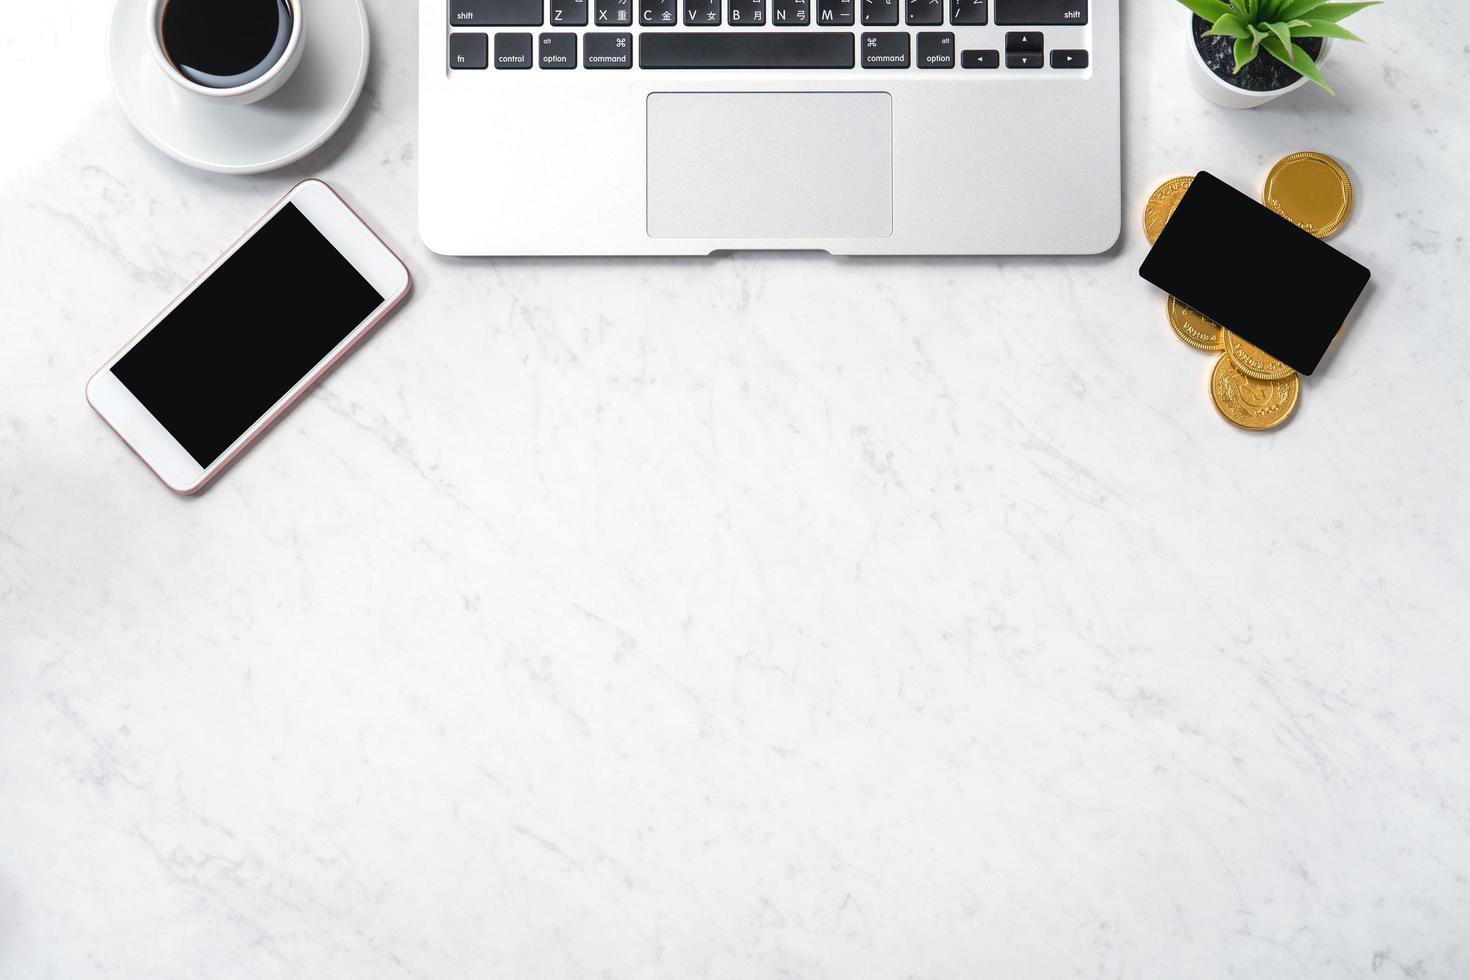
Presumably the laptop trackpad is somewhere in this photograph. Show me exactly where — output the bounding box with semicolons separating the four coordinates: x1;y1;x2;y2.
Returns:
647;93;893;240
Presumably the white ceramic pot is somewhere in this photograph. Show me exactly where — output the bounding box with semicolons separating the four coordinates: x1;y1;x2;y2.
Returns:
147;0;306;106
1186;13;1331;109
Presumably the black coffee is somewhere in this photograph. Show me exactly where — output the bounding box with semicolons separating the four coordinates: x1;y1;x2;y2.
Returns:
161;0;294;89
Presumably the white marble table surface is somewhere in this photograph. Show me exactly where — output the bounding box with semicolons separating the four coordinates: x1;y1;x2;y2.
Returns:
3;3;1469;978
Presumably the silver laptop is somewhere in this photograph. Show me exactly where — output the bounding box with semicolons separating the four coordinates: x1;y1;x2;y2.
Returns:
418;0;1119;256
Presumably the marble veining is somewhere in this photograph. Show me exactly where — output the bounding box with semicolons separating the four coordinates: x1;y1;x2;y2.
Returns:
2;2;1469;978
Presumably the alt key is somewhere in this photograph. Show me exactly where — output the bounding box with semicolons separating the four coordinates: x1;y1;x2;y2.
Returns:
916;32;955;68
539;32;577;67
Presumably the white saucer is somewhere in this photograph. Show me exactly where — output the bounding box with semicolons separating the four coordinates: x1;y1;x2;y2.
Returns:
107;0;370;175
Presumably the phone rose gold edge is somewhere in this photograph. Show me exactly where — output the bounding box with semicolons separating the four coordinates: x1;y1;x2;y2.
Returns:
85;179;412;496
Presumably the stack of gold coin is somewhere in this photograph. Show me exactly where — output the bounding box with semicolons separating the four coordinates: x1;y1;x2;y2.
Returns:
1144;152;1354;432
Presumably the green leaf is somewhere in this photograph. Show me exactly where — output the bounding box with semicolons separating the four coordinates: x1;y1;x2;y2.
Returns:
1307;1;1379;22
1176;0;1234;22
1293;18;1365;41
1263;35;1334;92
1207;12;1251;37
1264;19;1294;49
1278;0;1329;20
1233;34;1259;72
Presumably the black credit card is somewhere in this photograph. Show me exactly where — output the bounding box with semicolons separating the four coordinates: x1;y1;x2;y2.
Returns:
1139;171;1370;375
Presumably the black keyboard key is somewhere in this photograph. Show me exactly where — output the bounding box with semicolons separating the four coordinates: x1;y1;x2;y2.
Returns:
916;31;954;67
1050;48;1087;67
685;0;721;23
641;0;677;22
906;0;943;25
451;0;544;26
550;0;587;23
862;0;898;25
994;0;1085;24
951;0;987;23
817;0;854;25
593;0;633;24
449;31;489;68
773;0;811;24
494;32;534;67
730;0;767;24
1006;50;1042;67
960;47;998;67
640;31;855;67
1005;30;1042;50
860;31;908;67
584;31;633;65
539;31;577;66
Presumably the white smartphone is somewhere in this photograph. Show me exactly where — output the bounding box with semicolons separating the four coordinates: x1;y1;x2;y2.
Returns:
87;180;411;495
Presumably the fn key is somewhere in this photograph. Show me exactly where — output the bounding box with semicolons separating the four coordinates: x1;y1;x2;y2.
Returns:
450;32;489;69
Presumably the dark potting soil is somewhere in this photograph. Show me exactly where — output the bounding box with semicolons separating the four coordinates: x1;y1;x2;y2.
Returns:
1193;14;1324;92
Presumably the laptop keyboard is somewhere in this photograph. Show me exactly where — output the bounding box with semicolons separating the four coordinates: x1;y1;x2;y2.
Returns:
447;0;1088;70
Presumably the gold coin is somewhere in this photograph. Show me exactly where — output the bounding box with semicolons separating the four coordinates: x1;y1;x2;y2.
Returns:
1264;151;1353;239
1210;356;1300;431
1167;296;1224;352
1223;330;1295;381
1144;177;1194;245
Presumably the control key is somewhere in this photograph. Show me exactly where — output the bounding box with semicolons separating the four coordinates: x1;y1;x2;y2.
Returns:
494;32;534;68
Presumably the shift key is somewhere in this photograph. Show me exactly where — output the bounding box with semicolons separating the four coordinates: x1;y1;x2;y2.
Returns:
994;0;1086;24
451;0;545;26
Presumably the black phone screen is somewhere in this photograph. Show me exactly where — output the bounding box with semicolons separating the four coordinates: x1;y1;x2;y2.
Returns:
1138;171;1370;375
112;203;385;468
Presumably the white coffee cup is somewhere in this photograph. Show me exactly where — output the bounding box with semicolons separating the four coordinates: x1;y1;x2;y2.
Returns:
147;0;306;106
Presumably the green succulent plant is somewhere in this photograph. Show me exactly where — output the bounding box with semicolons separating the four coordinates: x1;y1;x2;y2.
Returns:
1178;0;1379;93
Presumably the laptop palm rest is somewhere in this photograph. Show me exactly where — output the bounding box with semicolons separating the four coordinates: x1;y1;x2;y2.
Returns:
646;93;893;241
